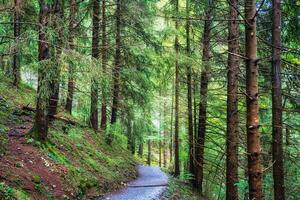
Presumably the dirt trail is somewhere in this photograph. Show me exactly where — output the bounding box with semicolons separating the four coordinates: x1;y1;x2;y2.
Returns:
0;114;70;199
104;165;168;200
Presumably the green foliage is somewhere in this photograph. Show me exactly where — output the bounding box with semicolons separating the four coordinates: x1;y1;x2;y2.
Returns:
0;74;35;108
26;138;41;147
31;174;41;184
163;178;198;200
0;74;137;198
34;183;55;200
0;124;8;156
106;122;128;148
1;0;299;198
0;182;14;200
0;182;30;200
40;122;136;198
13;190;30;200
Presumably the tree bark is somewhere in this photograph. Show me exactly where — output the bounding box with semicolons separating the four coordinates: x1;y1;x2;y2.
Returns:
147;139;151;166
174;0;180;177
0;55;4;71
170;77;174;163
12;0;21;87
65;0;77;114
90;0;100;131
163;101;167;168
245;0;263;198
110;0;122;125
193;76;198;141
159;138;162;167
159;104;162;167
271;0;285;198
33;0;50;141
48;0;64;118
186;0;195;183
138;142;143;158
127;119;135;154
100;0;108;130
194;4;212;194
226;0;239;199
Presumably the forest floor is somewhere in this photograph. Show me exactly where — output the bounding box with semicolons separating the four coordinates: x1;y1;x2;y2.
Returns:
161;178;202;200
0;75;137;199
0;73;201;200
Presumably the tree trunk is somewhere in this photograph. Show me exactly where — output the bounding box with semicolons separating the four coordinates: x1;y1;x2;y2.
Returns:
159;139;162;167
100;0;108;130
170;77;174;163
127;119;135;154
163;101;167;168
193;77;198;147
12;0;21;87
174;0;180;177
0;55;4;71
90;0;100;131
110;0;122;125
186;0;195;183
272;0;285;198
138;142;143;158
147;139;151;166
33;1;50;141
65;0;77;114
194;4;212;194
226;0;239;199
48;0;64;118
131;138;135;155
245;0;263;198
159;106;162;167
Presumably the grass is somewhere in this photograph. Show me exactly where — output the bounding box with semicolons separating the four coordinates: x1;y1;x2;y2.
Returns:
162;177;200;200
41;124;137;198
0;72;137;199
0;182;31;200
0;74;36;108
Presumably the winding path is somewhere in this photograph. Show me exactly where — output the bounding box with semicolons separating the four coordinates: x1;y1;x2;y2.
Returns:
104;165;168;200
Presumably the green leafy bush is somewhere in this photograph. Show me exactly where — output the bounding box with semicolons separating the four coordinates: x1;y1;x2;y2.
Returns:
0;124;8;156
0;182;14;200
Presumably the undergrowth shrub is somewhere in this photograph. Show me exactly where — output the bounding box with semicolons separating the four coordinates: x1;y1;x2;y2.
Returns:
106;122;127;148
0;182;14;200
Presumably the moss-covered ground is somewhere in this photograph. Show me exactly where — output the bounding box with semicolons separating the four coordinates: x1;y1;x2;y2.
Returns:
162;177;200;200
0;73;137;199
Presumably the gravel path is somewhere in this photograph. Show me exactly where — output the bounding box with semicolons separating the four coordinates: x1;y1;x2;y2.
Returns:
104;165;168;200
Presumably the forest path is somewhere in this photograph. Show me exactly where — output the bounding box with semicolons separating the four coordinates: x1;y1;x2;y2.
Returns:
104;165;168;200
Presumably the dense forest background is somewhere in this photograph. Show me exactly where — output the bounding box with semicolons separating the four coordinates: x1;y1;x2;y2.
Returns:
0;0;300;199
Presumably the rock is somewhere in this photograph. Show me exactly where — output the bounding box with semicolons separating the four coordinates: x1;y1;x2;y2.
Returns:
41;156;50;167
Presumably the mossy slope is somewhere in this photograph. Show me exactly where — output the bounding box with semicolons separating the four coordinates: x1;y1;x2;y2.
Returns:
0;74;137;199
